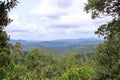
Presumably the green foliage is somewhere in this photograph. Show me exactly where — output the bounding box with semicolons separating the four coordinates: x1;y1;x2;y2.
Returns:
93;38;120;79
6;65;25;80
25;48;55;70
24;48;61;79
7;48;92;80
0;52;10;67
60;66;94;80
0;0;18;30
85;0;120;79
0;68;6;80
11;42;24;64
1;44;96;80
85;0;120;19
59;60;95;80
0;0;18;79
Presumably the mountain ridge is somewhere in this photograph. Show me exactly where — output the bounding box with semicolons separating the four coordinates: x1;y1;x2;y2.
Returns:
10;38;102;43
10;38;103;51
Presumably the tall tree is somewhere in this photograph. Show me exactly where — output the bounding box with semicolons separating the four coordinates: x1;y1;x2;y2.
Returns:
0;0;18;79
85;0;120;80
0;0;18;67
11;42;24;64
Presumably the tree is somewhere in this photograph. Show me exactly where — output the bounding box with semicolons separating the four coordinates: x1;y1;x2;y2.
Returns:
85;0;120;19
85;0;120;79
59;54;81;71
11;42;24;64
25;48;59;79
59;61;94;80
0;0;18;79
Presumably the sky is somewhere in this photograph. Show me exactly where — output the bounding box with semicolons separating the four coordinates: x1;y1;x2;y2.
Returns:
6;0;112;41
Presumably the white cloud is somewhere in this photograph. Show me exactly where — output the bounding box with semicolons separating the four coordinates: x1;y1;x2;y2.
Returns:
30;0;91;27
31;0;67;17
6;0;112;40
6;14;42;40
30;0;97;38
7;14;39;32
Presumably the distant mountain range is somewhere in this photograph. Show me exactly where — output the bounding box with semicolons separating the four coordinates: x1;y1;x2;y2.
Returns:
10;39;28;44
10;38;103;51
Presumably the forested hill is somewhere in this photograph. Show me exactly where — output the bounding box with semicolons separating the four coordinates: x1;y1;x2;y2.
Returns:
10;38;103;51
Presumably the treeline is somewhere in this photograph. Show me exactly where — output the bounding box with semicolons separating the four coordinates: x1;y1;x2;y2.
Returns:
4;42;94;80
2;40;120;80
42;45;97;57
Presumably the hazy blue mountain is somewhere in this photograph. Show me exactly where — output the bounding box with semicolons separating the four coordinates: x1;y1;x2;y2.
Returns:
10;38;103;51
10;39;28;44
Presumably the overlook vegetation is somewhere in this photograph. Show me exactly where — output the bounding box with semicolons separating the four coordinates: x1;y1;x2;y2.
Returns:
0;0;120;80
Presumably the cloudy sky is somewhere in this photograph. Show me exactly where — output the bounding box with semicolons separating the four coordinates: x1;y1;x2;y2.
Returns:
6;0;112;41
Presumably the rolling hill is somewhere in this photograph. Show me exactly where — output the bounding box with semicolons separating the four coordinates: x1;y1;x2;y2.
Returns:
10;38;103;51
